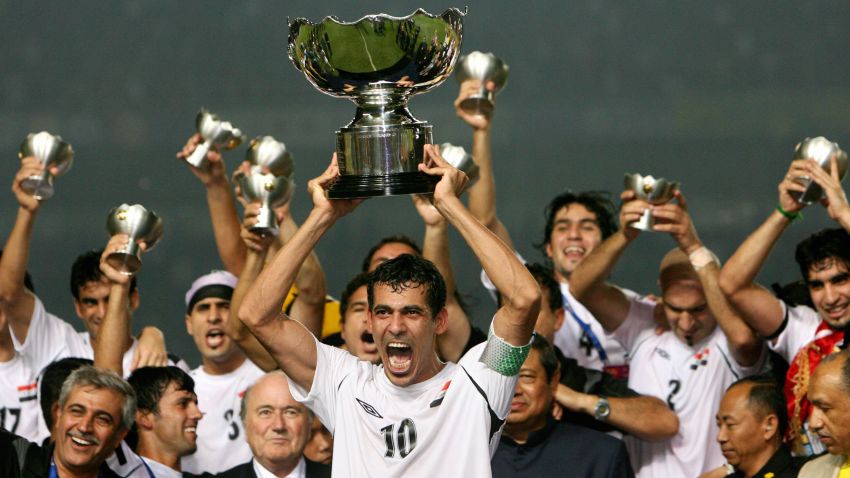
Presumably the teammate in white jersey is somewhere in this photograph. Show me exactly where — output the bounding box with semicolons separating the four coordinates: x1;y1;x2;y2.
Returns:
570;188;765;478
239;146;541;477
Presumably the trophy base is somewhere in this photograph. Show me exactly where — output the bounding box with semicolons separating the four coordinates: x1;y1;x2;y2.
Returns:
459;95;495;117
334;121;433;198
21;175;54;201
106;251;142;276
328;172;439;199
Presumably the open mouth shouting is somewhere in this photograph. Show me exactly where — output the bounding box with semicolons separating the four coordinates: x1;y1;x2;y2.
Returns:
361;331;377;352
205;328;226;349
386;342;413;375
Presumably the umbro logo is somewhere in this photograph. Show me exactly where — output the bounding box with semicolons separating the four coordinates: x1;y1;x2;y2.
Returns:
655;348;670;360
356;398;383;418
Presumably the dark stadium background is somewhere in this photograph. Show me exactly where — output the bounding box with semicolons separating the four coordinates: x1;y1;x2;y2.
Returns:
0;0;847;366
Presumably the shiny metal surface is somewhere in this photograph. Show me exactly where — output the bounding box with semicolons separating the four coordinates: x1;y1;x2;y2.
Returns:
236;136;296;235
439;142;479;186
105;204;163;276
624;173;679;231
790;136;848;204
454;51;509;116
288;8;464;197
18;131;74;200
186;108;244;169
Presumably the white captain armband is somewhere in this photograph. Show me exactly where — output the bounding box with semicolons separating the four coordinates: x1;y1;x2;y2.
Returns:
479;324;533;376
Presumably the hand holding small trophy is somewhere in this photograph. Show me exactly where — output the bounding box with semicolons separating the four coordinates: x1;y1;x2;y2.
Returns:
439;143;479;187
18;131;74;200
233;136;295;236
105;204;163;276
185;108;244;169
454;51;509;117
788;136;847;205
623;174;679;231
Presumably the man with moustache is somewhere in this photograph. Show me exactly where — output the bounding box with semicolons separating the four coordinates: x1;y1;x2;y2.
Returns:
798;349;850;477
0;366;135;478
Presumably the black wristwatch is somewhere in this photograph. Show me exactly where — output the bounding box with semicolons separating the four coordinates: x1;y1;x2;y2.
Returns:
594;396;611;421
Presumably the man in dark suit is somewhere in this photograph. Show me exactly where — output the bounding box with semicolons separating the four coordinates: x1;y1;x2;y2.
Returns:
215;371;330;478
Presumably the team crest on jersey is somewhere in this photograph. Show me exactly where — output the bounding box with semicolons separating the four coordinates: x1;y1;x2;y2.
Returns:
429;380;452;408
18;382;37;402
690;348;710;370
356;398;383;418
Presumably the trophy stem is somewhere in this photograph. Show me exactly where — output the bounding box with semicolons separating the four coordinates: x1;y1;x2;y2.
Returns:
250;205;280;237
20;172;55;200
630;209;655;231
186;141;212;169
458;89;496;116
106;242;143;276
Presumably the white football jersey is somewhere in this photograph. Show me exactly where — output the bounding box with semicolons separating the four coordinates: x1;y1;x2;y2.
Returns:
612;296;764;478
181;359;265;475
0;352;42;442
290;338;517;477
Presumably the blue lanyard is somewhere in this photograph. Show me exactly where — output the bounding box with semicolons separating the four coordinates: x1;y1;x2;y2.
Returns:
562;293;609;363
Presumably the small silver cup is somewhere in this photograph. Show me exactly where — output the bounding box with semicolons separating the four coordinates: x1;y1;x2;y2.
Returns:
185;108;244;169
439;143;479;187
455;51;509;116
105;204;163;276
624;174;679;231
236;136;295;236
789;136;848;205
18;131;74;200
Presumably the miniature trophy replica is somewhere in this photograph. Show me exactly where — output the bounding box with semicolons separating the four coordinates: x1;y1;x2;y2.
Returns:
288;8;465;198
185;108;244;169
439;143;479;187
105;204;163;276
454;51;509;116
234;136;295;236
18;131;74;200
789;136;848;205
624;174;679;231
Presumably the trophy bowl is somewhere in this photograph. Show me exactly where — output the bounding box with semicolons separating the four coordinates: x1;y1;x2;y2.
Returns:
234;166;294;236
246;136;295;178
185;108;244;169
288;8;465;198
624;173;679;231
18;131;75;200
439;142;479;187
454;51;509;116
105;204;164;276
790;136;848;205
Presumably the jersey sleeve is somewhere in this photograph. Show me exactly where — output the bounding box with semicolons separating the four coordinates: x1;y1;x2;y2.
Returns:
608;295;656;355
287;336;360;434
12;294;88;370
460;340;521;420
768;301;821;363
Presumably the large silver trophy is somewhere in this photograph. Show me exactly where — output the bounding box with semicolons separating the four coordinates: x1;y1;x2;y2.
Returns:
234;136;295;236
18;131;74;200
624;174;679;231
439;143;479;186
288;8;465;198
185;108;244;169
454;51;509;116
790;136;848;205
105;204;163;276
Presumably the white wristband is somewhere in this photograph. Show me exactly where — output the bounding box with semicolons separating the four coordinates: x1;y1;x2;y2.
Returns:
688;246;719;271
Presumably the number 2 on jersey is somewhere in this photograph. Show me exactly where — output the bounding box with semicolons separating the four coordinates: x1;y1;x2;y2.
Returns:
381;418;417;458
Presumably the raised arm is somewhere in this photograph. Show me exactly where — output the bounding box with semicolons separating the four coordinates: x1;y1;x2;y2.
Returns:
569;190;648;332
422;145;539;346
459;80;514;249
718;160;812;338
0;156;54;344
238;156;364;390
412;194;471;361
93;235;137;375
652;191;763;366
177;134;247;275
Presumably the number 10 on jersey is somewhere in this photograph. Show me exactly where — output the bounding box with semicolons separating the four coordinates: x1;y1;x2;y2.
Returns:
381;418;417;458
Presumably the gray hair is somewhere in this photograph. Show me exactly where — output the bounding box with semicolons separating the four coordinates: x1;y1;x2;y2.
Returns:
239;371;313;423
58;366;137;431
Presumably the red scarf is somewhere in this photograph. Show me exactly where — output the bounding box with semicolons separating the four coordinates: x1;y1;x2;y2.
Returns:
785;320;843;455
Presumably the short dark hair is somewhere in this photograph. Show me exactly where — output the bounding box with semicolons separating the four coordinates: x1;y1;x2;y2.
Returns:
530;335;559;382
70;249;137;300
728;375;788;439
361;235;422;272
340;272;372;319
0;249;36;293
536;191;618;255
527;263;562;311
39;357;94;431
795;228;850;282
367;254;446;317
127;366;195;415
